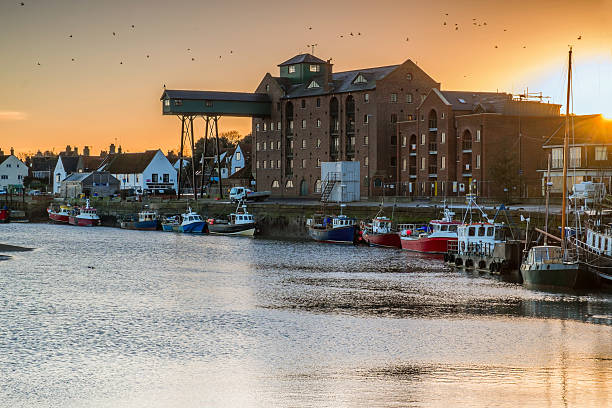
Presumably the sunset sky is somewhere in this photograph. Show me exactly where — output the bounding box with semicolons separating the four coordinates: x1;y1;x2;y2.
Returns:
1;0;612;156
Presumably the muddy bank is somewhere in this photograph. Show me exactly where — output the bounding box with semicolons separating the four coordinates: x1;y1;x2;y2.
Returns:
0;243;33;252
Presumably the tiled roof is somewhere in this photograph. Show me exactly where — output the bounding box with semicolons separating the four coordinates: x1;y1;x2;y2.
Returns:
64;172;91;182
161;90;270;103
228;164;252;179
80;156;104;171
60;155;80;172
99;150;158;174
0;155;11;166
31;156;57;172
278;53;327;66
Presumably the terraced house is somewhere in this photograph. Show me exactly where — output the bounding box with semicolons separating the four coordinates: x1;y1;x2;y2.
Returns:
252;53;439;198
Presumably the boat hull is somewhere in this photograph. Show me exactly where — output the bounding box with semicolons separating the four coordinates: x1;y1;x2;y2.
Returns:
521;263;598;290
208;222;256;236
401;237;456;254
120;220;158;230
68;216;100;227
308;225;356;244
0;209;9;223
48;212;69;223
363;232;401;248
162;224;180;232
178;221;209;234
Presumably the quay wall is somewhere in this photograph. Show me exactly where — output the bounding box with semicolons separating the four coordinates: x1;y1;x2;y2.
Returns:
19;197;563;240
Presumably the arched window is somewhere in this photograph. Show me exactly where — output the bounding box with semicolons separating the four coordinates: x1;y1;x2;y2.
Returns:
285;180;294;188
428;110;437;129
315;179;322;193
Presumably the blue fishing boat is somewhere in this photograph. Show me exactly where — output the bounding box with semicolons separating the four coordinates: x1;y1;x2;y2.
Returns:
307;214;358;244
178;208;209;234
161;215;180;232
120;209;159;231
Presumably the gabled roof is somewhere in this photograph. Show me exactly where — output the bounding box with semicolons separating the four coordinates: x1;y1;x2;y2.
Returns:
0;155;11;166
99;150;159;174
63;172;92;182
60;155;80;173
161;90;270;103
228;163;253;180
31;156;57;171
278;53;327;67
80;156;104;172
543;114;612;146
440;90;511;111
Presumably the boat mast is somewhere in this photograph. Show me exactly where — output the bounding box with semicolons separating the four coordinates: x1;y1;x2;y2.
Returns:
544;152;551;245
561;47;572;251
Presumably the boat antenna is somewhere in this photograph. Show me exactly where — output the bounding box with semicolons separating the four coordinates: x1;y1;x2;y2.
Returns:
561;46;572;252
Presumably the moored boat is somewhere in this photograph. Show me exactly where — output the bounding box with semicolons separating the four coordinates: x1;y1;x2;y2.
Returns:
120;209;159;230
47;204;72;223
161;215;180;232
362;216;401;248
307;213;358;244
207;201;256;236
400;208;460;254
178;208;208;234
68;199;101;227
0;206;9;223
574;226;612;289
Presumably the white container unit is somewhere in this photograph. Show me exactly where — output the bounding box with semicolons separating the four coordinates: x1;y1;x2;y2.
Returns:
320;161;360;203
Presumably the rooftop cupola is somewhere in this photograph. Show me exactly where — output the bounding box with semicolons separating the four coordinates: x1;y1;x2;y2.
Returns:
278;53;331;84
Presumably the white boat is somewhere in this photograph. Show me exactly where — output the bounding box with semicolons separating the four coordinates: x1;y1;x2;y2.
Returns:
207;201;256;236
179;208;208;233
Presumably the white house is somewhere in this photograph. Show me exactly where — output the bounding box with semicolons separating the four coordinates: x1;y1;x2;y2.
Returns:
207;144;247;179
53;155;80;194
0;154;28;191
97;149;177;193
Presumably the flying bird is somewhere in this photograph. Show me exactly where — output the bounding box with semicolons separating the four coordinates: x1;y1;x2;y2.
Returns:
483;22;487;25
120;61;123;64
577;35;582;40
340;35;343;38
112;31;116;36
69;34;72;38
36;62;40;65
131;24;135;28
494;45;498;48
406;37;409;41
357;32;361;35
443;22;447;25
503;29;507;32
71;58;75;61
308;26;312;30
191;57;195;61
230;50;233;54
522;46;526;49
455;27;459;30
187;48;191;51
219;55;222;59
350;32;354;36
19;2;24;5
146;54;150;58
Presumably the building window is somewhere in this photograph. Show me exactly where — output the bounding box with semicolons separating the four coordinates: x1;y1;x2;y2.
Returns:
407;114;414;121
302;119;306;129
236;152;241;160
406;73;412;80
421;134;425;145
317;138;321;148
263;141;267;151
276;102;281;111
421;157;426;170
316;119;321;128
289;120;294;130
164;99;170;107
290;159;294;168
353;74;367;84
277;121;281;130
551;148;563;168
302;159;307;168
152;174;158;183
364;93;369;103
270;122;274;131
288;65;296;74
476;129;481;142
441;156;446;170
286;179;294;188
441;112;446;119
265;84;270;92
308;81;320;88
406;93;413;103
277;160;281;168
364;135;369;145
310;64;320;72
302;139;307;149
364;114;369;123
269;142;273;151
317;158;321;167
272;180;280;188
270;160;274;168
263;161;267;169
301;99;306;108
163;174;169;183
390;93;398;103
315;179;322;192
391;113;397;123
391;135;397;146
277;141;281;149
364;156;369;167
256;161;260;169
316;98;321;107
596;146;607;160
56;174;60;182
570;147;581;167
402;135;407;146
441;132;446;144
402;158;407;171
390;156;396;166
476;154;481;169
263;122;267;132
174;99;182;106
420;114;424;121
256;123;260;131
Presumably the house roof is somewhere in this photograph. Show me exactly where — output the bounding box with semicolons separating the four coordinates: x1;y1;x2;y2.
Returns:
161;90;270;103
0;155;12;166
279;64;399;98
64;172;91;182
228;164;253;180
80;156;104;171
60;155;80;173
31;156;57;171
99;150;159;173
63;171;120;184
278;53;327;66
543;114;612;146
439;90;511;111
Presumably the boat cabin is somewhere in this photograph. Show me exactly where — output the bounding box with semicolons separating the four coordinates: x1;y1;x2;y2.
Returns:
585;228;612;256
525;246;563;264
371;217;393;234
398;224;428;237
230;212;254;225
139;211;157;222
456;222;509;255
332;215;357;229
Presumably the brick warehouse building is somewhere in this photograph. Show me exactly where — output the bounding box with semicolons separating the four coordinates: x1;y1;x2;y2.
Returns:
252;53;440;197
252;53;562;198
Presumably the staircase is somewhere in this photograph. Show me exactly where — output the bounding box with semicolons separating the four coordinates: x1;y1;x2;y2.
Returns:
321;172;340;203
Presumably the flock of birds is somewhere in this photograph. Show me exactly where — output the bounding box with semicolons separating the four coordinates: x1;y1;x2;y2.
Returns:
19;2;585;69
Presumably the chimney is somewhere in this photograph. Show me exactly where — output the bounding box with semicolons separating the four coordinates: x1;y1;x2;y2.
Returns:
83;146;90;156
74;146;79;155
118;145;122;154
0;148;4;155
324;59;334;91
66;145;71;154
10;147;14;156
110;143;116;154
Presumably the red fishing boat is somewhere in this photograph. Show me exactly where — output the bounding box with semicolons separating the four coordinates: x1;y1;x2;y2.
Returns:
0;206;9;223
362;216;401;248
399;208;460;254
68;199;101;227
47;204;72;223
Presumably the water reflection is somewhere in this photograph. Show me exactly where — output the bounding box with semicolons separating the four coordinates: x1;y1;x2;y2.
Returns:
0;224;610;407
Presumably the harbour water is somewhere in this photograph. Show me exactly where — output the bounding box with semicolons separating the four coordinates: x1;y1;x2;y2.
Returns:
1;224;611;407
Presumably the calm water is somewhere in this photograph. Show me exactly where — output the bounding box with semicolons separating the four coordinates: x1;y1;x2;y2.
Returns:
0;224;611;408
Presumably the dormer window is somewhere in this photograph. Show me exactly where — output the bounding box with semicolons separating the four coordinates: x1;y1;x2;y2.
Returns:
458;98;466;104
164;99;170;107
353;74;368;84
309;64;320;72
307;80;320;89
288;65;296;74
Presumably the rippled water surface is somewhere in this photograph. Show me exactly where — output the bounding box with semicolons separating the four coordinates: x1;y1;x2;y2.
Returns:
1;224;611;407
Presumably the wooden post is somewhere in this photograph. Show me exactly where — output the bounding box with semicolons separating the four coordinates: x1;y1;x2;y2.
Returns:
177;116;185;199
215;116;224;199
190;116;197;202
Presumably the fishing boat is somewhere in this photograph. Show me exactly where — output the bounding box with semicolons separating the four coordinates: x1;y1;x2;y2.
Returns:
178;208;208;234
207;201;256;236
399;207;460;254
68;199;101;227
161;215;180;232
47;204;72;223
362;215;401;248
307;208;358;244
0;206;9;223
520;48;598;290
120;209;159;230
574;225;612;288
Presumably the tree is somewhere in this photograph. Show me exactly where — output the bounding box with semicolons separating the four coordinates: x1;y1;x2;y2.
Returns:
488;150;519;198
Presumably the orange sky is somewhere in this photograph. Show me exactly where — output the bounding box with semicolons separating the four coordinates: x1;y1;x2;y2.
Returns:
1;0;612;156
